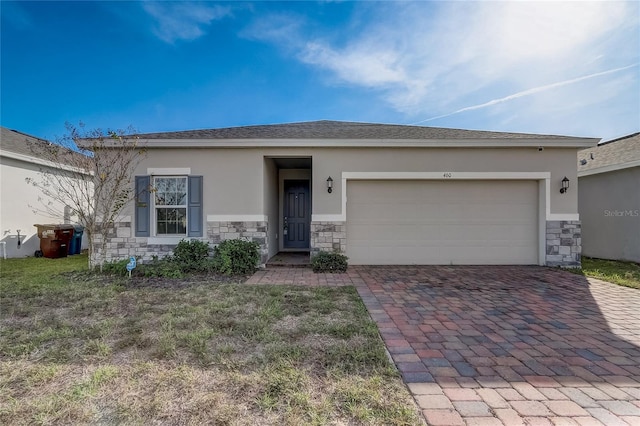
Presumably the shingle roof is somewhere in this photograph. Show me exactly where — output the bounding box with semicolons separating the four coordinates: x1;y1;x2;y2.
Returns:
0;126;85;167
578;132;640;172
137;120;587;140
0;126;51;159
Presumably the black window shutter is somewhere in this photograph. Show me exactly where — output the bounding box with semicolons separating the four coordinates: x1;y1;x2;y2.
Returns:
135;176;151;237
188;176;203;237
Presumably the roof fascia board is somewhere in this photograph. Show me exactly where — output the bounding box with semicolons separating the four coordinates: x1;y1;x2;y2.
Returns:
578;159;640;177
0;149;93;175
105;137;599;149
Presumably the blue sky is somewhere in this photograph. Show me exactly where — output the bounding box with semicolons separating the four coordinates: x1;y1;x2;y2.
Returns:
1;1;639;142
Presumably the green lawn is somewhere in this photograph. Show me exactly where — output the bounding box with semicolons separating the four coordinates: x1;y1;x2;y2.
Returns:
0;255;421;425
573;257;640;289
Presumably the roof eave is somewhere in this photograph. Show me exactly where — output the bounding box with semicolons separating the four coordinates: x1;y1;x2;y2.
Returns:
578;159;640;177
0;149;93;175
94;137;600;149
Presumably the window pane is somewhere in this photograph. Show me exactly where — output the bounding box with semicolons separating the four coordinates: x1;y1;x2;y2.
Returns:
154;178;187;235
157;221;167;234
177;178;186;193
154;177;187;207
155;178;167;193
167;222;177;234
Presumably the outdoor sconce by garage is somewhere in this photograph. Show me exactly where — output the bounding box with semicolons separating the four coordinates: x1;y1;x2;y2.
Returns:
560;176;570;194
327;176;333;193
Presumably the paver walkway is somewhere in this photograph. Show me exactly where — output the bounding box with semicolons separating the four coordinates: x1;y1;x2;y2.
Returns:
248;266;640;425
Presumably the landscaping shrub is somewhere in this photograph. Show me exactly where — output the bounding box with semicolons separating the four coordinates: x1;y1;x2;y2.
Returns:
101;239;259;278
101;258;130;276
312;251;348;273
137;255;184;278
172;239;212;272
213;239;260;275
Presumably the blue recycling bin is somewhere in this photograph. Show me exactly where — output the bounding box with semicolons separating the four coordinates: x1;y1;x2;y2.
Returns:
69;224;84;255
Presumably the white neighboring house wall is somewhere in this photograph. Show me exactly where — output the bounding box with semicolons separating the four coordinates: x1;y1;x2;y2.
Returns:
0;137;91;258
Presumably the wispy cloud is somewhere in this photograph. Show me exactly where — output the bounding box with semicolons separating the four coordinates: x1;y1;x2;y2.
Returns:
142;2;232;44
245;2;639;137
413;64;639;124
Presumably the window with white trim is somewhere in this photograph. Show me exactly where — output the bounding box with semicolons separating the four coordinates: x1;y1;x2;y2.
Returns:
153;176;187;235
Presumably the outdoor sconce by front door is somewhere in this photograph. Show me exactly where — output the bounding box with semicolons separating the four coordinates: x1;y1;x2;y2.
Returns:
327;176;333;193
560;176;570;194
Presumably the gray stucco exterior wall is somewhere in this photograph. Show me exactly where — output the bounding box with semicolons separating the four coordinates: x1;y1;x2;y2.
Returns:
578;167;640;263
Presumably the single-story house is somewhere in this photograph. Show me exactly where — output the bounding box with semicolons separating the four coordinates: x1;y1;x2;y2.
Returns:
578;132;640;263
92;120;598;267
0;127;89;258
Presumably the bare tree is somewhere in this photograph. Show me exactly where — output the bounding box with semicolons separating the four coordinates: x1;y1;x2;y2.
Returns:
26;122;146;269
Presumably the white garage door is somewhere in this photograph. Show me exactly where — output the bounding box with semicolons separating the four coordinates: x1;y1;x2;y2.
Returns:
346;180;539;265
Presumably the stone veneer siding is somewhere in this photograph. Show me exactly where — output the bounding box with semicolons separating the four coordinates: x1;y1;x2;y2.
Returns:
310;221;346;255
92;221;177;264
206;221;269;265
546;220;581;267
97;219;581;268
94;220;269;266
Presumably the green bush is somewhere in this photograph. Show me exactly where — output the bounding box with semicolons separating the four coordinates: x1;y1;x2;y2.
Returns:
137;255;183;278
101;258;130;276
213;239;260;275
100;238;259;278
172;239;212;272
311;251;348;273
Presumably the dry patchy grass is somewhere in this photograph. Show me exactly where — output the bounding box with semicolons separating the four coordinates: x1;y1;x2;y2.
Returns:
0;255;421;425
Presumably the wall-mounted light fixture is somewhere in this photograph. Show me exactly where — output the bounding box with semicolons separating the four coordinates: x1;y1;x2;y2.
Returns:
327;176;333;193
560;176;570;194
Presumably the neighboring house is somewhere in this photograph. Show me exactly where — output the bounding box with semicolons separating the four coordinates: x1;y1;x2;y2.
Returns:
0;127;89;258
578;132;640;263
90;121;598;267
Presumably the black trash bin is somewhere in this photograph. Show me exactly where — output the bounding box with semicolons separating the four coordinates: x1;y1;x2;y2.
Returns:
69;225;84;255
34;224;75;258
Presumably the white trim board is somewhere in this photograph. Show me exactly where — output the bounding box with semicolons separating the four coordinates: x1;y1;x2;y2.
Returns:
147;167;191;175
147;236;204;245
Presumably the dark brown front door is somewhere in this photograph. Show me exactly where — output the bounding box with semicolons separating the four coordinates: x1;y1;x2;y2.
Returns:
283;180;310;249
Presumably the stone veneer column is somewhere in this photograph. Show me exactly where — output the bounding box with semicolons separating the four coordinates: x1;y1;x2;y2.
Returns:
207;221;269;265
310;221;346;255
546;220;581;267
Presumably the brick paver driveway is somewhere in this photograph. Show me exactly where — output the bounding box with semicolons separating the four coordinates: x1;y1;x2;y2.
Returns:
353;266;640;426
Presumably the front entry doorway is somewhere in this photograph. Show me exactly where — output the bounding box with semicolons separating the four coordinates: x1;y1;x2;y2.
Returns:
283;180;310;249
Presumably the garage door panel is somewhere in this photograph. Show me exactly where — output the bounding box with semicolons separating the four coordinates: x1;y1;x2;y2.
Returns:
346;180;538;265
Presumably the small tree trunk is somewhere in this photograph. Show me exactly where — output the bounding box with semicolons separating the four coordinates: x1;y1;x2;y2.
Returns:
86;231;97;271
